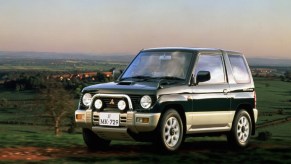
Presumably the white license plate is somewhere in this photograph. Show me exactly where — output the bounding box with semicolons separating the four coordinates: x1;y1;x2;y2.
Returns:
99;113;120;126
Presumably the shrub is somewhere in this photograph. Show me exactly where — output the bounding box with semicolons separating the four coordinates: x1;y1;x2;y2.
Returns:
0;98;9;107
277;109;285;115
257;131;272;141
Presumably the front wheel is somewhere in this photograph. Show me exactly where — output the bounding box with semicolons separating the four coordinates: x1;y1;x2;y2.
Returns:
227;110;252;148
82;128;111;151
156;109;184;152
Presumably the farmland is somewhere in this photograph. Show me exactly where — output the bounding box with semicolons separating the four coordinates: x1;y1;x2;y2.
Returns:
0;58;127;72
0;60;291;162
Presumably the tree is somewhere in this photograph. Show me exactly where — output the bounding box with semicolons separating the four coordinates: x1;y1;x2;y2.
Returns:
74;85;82;98
109;67;116;72
96;71;105;82
284;71;291;81
15;84;21;92
280;75;285;81
0;98;9;108
39;80;75;136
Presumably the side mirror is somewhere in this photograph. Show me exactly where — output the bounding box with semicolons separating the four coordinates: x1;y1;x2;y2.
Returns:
113;69;123;81
196;71;211;84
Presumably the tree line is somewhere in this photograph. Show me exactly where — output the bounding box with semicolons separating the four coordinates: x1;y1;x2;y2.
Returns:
280;71;291;82
1;71;114;98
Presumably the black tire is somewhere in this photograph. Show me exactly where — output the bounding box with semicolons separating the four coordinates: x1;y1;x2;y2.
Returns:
156;109;184;152
82;128;111;151
227;110;252;148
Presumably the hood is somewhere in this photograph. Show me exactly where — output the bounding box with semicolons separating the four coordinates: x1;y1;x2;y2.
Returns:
83;81;159;95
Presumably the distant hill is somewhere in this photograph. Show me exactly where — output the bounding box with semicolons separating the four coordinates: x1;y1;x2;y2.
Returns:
0;51;134;62
246;58;291;67
0;51;290;67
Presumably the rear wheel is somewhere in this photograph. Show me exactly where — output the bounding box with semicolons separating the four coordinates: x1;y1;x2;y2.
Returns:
227;110;252;148
82;128;111;151
156;109;184;152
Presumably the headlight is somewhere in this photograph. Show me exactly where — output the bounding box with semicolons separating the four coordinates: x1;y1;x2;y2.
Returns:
82;93;92;107
118;100;126;110
94;99;103;109
140;95;152;109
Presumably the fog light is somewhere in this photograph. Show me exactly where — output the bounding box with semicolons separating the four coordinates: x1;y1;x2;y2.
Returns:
118;100;126;110
94;99;103;109
136;117;149;123
76;114;84;120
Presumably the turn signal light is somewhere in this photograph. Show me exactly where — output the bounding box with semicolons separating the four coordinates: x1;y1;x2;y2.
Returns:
136;117;149;123
76;114;84;120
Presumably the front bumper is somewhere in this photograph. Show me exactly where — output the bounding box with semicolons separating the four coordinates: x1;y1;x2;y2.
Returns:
75;109;160;140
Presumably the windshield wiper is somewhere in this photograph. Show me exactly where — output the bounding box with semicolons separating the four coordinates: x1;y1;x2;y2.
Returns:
121;76;184;81
157;76;184;80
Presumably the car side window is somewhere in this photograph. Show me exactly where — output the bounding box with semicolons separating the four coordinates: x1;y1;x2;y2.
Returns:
195;54;225;84
228;55;251;83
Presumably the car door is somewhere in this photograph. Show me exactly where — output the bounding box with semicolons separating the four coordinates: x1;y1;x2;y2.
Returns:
188;53;232;133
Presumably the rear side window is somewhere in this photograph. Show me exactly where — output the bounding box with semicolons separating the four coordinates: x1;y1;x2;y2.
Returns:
229;55;251;83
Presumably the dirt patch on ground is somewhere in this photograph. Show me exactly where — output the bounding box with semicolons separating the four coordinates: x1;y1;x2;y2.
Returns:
0;147;51;161
0;147;96;161
0;142;289;161
0;146;138;161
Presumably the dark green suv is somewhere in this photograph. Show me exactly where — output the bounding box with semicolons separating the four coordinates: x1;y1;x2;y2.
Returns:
75;47;258;152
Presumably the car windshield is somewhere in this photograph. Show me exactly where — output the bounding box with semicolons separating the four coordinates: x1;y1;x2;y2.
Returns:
121;51;193;81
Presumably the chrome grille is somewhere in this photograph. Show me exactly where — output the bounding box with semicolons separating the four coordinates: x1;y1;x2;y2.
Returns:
101;97;125;109
91;94;133;111
89;94;156;111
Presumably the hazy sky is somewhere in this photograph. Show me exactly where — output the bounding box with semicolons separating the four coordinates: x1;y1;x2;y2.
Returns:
0;0;291;58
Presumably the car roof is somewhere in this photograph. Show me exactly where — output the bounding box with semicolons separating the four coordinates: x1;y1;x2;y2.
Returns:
142;47;241;54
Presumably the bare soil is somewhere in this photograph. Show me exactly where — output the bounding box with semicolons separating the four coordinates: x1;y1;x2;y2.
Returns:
0;141;289;162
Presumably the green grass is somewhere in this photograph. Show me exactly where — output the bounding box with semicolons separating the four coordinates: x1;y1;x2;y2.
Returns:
0;88;79;125
255;77;291;113
254;77;291;124
257;122;291;141
0;89;36;100
257;115;287;124
0;89;42;124
0;125;84;148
